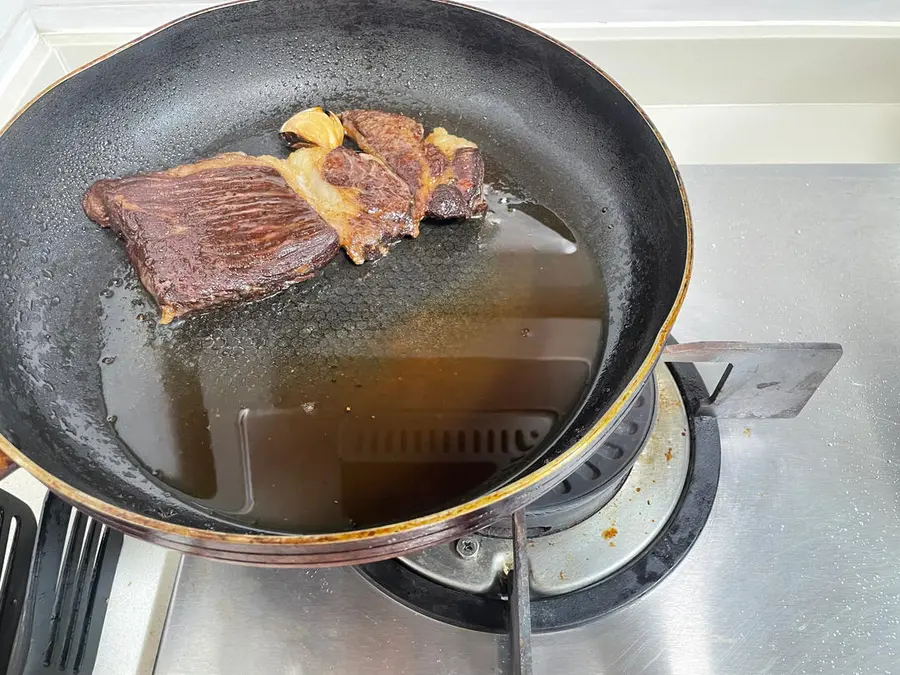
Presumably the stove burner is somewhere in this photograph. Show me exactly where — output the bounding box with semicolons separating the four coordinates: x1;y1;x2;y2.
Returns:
358;361;721;632
485;376;657;538
398;368;684;597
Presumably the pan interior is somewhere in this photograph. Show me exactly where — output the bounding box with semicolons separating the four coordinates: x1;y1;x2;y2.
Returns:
98;173;606;533
0;0;686;536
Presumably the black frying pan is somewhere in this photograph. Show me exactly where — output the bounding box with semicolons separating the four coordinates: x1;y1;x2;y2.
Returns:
0;0;690;565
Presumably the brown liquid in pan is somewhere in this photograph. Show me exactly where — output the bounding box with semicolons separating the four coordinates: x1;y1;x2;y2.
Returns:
98;180;606;533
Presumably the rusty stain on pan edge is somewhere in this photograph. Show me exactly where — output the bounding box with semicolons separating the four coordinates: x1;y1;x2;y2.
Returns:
0;0;693;563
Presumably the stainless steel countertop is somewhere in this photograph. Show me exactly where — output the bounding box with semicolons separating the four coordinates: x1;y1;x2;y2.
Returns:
153;164;900;674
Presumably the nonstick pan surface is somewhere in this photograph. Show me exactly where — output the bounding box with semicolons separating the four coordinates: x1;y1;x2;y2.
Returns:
0;0;690;564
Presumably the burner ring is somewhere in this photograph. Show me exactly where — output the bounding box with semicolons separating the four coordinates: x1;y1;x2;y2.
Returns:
397;369;683;597
483;375;658;538
358;361;721;632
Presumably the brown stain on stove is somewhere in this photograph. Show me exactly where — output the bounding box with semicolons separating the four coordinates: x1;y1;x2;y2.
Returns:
665;447;673;462
601;526;618;540
657;381;683;412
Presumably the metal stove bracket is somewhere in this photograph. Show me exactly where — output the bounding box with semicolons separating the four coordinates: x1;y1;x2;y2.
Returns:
662;341;842;419
510;509;533;675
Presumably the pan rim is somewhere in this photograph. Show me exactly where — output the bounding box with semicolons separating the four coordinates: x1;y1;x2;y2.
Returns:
0;0;693;548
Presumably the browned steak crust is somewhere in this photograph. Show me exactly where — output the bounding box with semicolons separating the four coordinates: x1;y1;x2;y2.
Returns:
322;147;414;237
83;153;340;323
274;107;416;263
340;110;486;221
339;110;431;221
424;145;487;219
280;145;415;264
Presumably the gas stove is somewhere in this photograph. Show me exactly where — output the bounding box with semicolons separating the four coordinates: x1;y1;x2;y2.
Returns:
2;163;895;675
359;364;711;632
143;164;900;675
3;160;896;675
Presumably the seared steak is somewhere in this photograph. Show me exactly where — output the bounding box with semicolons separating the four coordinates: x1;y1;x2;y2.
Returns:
83;153;340;323
339;110;432;221
279;108;415;263
340;110;486;220
84;108;480;323
424;127;487;219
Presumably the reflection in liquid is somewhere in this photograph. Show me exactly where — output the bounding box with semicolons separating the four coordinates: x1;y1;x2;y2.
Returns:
99;184;607;533
161;356;217;499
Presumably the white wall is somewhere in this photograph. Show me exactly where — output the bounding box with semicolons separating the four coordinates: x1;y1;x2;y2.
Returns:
0;0;36;91
1;0;27;37
13;0;900;33
4;1;900;162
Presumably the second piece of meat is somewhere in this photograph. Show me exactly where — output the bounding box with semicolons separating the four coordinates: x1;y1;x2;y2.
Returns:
280;108;416;263
339;109;486;221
